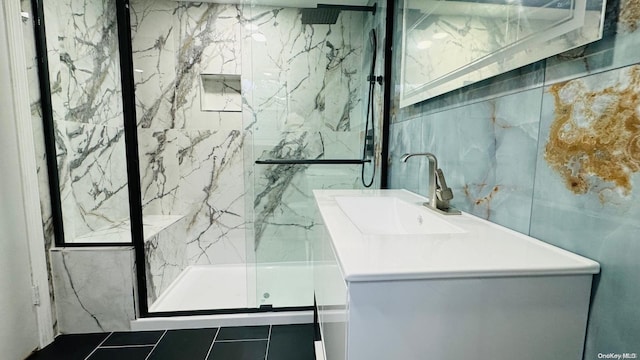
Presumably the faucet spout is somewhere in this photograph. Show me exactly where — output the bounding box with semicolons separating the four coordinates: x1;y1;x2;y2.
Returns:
401;153;460;215
400;153;438;167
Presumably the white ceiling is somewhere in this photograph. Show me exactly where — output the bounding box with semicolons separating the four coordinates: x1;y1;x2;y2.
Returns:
188;0;372;8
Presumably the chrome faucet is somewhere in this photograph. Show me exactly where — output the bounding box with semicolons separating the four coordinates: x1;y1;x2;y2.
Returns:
400;153;461;215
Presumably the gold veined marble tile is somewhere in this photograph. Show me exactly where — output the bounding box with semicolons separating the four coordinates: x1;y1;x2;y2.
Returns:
545;66;640;201
620;0;640;33
462;184;501;219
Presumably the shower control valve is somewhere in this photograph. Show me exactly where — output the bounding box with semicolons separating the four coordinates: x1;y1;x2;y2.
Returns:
367;75;384;85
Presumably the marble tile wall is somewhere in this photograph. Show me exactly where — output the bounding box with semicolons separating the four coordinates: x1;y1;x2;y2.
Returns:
43;0;131;242
144;215;189;303
50;248;137;333
389;0;640;356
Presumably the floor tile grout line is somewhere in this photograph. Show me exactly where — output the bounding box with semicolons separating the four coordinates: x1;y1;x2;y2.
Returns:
83;332;114;360
97;331;167;349
144;329;168;360
203;327;220;360
264;325;273;360
215;338;269;343
99;344;157;349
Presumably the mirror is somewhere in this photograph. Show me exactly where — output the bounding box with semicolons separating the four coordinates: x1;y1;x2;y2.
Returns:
400;0;607;107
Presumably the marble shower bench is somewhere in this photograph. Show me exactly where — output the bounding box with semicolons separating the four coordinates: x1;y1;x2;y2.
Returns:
50;214;186;334
73;215;184;243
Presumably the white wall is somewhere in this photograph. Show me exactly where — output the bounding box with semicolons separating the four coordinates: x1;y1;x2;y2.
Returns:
0;2;41;358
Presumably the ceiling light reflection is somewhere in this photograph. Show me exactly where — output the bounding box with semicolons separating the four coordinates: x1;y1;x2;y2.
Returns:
417;40;433;49
433;32;448;40
252;33;267;42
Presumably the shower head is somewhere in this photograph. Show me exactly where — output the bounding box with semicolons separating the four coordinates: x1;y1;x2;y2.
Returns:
369;29;377;51
367;28;378;79
301;3;377;25
301;7;341;25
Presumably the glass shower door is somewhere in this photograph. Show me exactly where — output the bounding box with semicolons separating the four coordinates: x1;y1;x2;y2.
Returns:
242;3;377;309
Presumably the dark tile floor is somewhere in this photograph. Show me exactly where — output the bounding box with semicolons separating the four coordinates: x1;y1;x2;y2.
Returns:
27;324;315;360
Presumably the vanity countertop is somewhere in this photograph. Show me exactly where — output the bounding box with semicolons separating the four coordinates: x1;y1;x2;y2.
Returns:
313;189;600;282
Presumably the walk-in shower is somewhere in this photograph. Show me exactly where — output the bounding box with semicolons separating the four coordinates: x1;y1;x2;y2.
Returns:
33;0;389;323
130;0;388;317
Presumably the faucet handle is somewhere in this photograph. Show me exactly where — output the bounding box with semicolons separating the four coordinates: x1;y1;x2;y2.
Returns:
435;169;454;202
437;187;454;202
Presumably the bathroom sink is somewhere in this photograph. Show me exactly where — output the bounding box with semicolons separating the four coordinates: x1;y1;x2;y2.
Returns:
315;189;600;360
335;196;465;235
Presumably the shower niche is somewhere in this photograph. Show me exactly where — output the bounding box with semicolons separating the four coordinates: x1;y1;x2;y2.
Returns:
200;74;242;112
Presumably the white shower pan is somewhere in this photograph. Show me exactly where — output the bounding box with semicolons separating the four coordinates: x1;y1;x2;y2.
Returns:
132;262;314;330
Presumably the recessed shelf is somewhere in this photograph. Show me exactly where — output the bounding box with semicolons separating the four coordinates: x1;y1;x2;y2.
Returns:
200;74;242;112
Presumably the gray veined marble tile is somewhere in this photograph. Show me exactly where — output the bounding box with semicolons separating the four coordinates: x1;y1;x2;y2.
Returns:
253;162;345;263
178;2;242;76
173;4;243;129
131;1;243;131
132;2;249;267
55;121;131;242
51;248;136;333
39;0;131;245
252;135;315;255
44;0;124;128
130;18;177;131
174;130;248;266
139;128;248;266
144;215;189;304
137;129;181;215
242;7;365;136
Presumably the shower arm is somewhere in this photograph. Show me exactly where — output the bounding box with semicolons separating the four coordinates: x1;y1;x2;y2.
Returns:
316;4;377;15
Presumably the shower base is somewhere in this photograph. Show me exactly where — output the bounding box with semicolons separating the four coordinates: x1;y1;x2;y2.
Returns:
138;262;313;324
134;262;314;330
149;262;313;312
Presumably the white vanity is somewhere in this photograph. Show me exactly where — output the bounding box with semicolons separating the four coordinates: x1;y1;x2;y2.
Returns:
313;189;599;360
